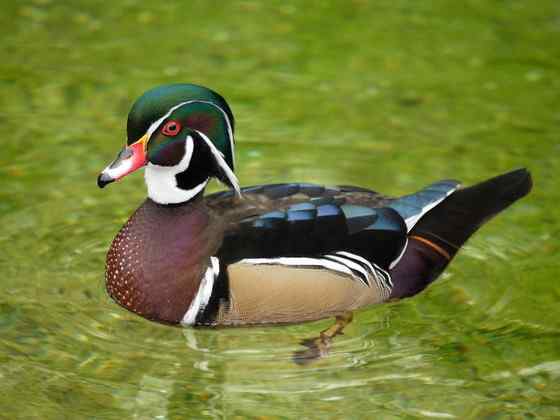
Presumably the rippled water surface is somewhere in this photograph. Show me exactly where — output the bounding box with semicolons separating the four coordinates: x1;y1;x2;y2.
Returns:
1;1;559;418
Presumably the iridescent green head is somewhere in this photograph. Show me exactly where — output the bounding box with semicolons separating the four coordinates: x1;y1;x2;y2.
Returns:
127;83;235;170
98;84;240;204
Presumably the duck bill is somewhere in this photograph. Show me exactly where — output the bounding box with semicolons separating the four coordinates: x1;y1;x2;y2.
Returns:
97;135;148;188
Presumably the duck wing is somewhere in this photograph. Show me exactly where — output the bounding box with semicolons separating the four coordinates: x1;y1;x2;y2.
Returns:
198;183;405;325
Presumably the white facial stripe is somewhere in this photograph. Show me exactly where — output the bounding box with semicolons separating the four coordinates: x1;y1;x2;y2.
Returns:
181;257;219;326
145;136;209;204
146;101;188;138
194;100;235;169
139;100;237;204
195;130;241;197
145;100;235;166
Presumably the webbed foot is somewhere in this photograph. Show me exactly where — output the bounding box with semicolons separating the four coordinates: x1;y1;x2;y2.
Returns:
293;312;353;365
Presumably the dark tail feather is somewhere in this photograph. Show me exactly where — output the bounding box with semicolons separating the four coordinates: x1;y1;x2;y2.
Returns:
390;168;532;299
411;168;532;257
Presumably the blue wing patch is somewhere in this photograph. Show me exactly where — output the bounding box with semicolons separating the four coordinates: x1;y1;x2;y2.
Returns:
229;198;407;270
389;180;460;232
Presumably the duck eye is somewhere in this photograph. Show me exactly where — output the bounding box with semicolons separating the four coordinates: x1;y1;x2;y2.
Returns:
161;120;181;136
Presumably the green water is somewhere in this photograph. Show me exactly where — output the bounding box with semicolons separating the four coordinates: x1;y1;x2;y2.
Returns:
1;1;559;418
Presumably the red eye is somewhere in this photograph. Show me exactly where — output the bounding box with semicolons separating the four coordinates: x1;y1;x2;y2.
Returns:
161;120;182;136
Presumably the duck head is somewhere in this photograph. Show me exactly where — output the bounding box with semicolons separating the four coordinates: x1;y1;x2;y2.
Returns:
98;83;240;204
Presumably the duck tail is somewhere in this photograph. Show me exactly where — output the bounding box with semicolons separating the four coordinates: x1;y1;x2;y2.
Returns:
389;168;532;299
411;168;533;258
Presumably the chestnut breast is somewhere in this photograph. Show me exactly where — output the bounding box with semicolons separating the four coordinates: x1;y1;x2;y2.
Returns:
105;198;222;324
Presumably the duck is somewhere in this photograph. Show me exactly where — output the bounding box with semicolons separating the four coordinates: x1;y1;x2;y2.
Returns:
97;83;532;331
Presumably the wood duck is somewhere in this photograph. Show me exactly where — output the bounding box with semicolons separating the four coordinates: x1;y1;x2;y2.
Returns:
98;83;532;331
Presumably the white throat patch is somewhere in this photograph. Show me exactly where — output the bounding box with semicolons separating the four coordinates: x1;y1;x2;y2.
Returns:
144;136;209;204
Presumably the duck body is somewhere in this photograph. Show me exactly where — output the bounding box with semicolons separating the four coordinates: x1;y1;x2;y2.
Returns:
98;83;532;327
107;182;402;326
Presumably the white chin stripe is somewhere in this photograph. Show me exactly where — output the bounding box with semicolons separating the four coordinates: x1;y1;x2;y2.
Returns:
144;136;209;204
181;257;220;326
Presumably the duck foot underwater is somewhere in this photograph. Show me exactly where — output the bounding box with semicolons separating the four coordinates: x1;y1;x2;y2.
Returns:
293;312;354;365
97;84;532;362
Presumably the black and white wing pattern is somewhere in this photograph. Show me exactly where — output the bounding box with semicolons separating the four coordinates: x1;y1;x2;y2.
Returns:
199;181;461;325
215;188;408;271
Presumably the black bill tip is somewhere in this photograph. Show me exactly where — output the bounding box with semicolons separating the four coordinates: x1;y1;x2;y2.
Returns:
97;172;115;188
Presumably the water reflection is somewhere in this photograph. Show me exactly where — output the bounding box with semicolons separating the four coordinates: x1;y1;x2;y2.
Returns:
101;307;449;418
158;312;557;417
2;272;558;418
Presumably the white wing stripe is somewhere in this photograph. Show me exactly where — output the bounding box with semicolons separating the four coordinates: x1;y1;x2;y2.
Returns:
334;251;392;290
389;238;408;270
403;187;458;232
241;257;355;278
373;264;393;288
240;253;394;293
335;251;376;274
324;254;370;287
